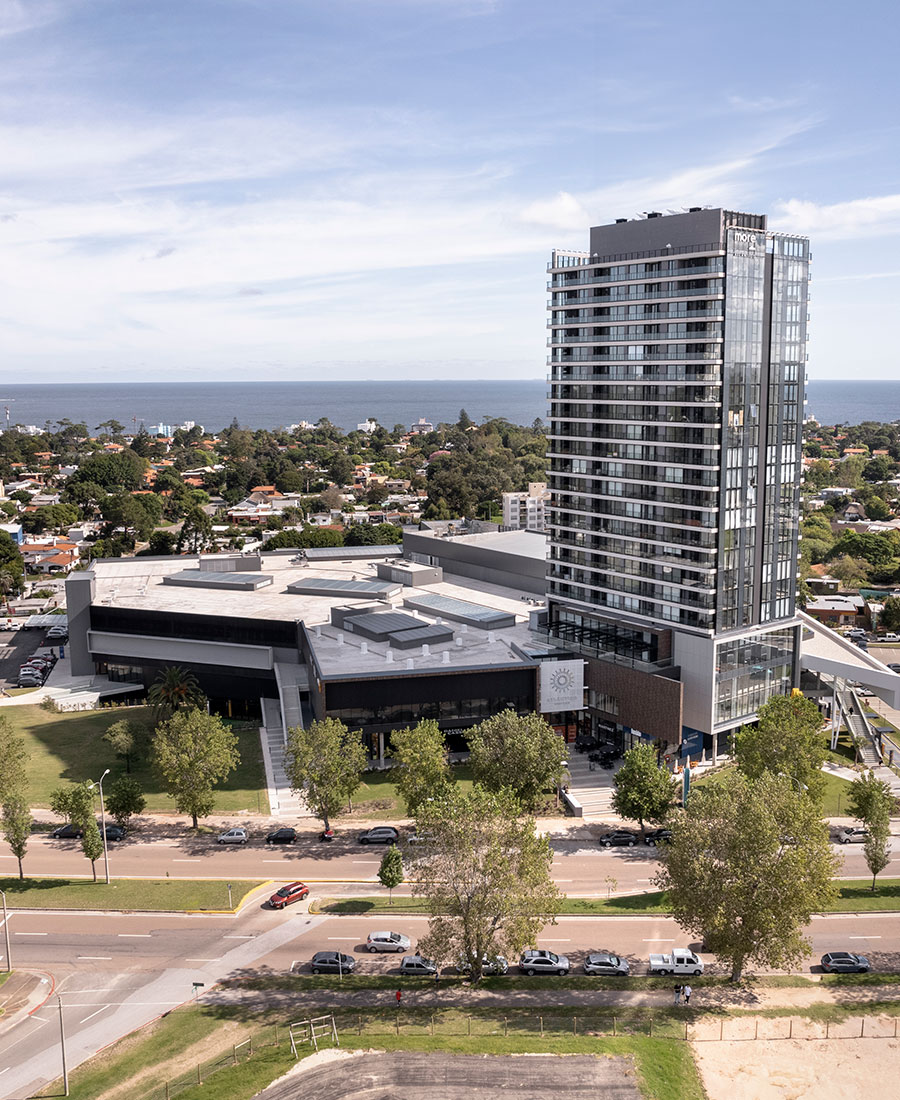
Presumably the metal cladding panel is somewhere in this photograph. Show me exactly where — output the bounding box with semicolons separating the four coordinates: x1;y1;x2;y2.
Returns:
387;624;455;650
402;592;515;630
343;611;422;640
285;577;401;599
161;570;273;591
301;545;401;561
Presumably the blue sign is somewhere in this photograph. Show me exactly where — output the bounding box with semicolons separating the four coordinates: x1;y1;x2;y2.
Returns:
680;726;704;757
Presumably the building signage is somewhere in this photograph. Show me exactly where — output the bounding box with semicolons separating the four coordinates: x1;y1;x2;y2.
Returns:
539;659;585;711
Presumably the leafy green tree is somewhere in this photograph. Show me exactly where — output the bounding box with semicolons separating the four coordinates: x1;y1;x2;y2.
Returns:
863;819;892;892
152;709;240;828
828;555;870;589
848;771;896;826
2;795;32;879
49;782;94;826
140;530;177;556
378;846;404;904
284;717;367;831
412;787;561;983
69;450;146;492
0;716;28;802
106;775;146;827
390;719;452;816
734;693;826;803
0;531;24;589
147;666;205;723
467;710;567;811
611;743;678;839
880;596;900;632
102;718;146;773
81;816;105;882
655;771;839;981
176;507;215;553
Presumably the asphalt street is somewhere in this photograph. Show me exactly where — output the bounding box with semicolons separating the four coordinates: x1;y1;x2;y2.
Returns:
8;832;896;895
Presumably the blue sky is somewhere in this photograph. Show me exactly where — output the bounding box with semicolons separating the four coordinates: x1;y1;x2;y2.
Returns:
1;0;898;382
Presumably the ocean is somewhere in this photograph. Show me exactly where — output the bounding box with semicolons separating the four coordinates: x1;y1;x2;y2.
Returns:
0;378;895;434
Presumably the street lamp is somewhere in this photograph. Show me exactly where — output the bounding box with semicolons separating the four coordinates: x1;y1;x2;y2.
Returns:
0;889;10;973
57;994;69;1095
87;768;111;885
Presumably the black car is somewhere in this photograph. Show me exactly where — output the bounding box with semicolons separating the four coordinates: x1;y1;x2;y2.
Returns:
51;823;83;839
103;824;126;841
821;951;869;973
266;827;298;845
310;951;356;975
644;828;672;847
599;830;636;848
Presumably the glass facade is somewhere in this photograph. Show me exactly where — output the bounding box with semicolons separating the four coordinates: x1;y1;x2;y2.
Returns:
545;209;808;738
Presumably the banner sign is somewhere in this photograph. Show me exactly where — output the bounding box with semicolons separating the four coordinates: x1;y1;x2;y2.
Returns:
539;660;585;711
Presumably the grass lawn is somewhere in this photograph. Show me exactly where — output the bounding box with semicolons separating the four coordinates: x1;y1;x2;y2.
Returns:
346;763;476;821
0;877;266;911
315;878;900;918
3;704;268;813
820;769;853;816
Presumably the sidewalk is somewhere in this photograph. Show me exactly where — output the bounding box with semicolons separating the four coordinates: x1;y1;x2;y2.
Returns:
0;970;52;1037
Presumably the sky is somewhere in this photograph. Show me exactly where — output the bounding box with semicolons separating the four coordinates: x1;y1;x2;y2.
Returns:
1;0;899;383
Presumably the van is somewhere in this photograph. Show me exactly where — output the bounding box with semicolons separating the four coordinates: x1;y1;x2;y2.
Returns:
881;633;900;643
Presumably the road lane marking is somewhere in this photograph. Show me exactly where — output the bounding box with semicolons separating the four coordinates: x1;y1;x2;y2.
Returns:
79;1006;111;1024
78;956;112;960
185;958;220;962
327;936;358;940
643;938;674;942
223;935;253;939
352;860;379;864
15;931;47;935
849;935;881;939
172;859;202;862
118;934;152;938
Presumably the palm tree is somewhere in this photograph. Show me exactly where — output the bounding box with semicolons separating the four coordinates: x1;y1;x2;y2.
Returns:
0;567;19;611
147;666;205;722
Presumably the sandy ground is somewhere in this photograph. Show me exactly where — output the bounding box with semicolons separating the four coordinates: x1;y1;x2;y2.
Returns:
693;1023;900;1100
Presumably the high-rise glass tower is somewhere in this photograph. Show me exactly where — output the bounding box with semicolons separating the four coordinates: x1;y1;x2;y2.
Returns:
543;208;809;757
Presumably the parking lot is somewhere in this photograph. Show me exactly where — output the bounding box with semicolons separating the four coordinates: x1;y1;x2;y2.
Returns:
0;626;62;691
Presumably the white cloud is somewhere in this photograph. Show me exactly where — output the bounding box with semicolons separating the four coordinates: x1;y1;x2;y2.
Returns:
772;194;900;240
0;0;63;38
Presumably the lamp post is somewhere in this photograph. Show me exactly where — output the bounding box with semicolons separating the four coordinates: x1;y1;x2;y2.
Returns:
1;889;10;973
57;994;69;1095
88;768;111;885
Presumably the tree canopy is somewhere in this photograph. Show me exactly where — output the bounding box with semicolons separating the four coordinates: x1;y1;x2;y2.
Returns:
734;693;826;803
466;710;567;811
655;771;839;980
152;709;240;828
284;717;368;831
390;719;453;816
611;743;678;837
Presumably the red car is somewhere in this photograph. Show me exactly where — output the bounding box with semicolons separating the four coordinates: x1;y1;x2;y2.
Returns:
269;881;310;910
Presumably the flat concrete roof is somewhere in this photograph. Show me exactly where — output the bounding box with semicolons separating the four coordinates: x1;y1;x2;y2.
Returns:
88;553;552;679
413;527;548;560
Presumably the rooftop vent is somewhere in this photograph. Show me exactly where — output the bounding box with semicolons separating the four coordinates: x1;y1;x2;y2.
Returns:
615;218;627;224
689;206;702;212
647;211;662;218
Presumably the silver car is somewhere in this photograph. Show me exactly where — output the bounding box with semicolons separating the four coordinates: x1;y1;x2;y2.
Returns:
399;954;437;976
217;827;249;845
366;931;410;953
837;827;869;845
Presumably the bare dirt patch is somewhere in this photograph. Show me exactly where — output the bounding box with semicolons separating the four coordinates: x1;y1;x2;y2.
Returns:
693;1026;900;1100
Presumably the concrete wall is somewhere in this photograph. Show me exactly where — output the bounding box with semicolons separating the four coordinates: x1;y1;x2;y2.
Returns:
86;630;275;671
65;571;96;676
403;531;546;595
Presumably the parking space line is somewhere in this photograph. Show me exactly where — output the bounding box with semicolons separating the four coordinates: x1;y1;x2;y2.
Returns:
118;934;152;938
77;956;112;960
79;1006;111;1024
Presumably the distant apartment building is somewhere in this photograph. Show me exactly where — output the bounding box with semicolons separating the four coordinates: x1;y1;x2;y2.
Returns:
543;207;809;758
502;482;550;532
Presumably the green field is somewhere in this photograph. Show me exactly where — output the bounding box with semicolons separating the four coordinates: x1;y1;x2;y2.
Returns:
349;763;475;820
3;704;268;813
0;876;266;911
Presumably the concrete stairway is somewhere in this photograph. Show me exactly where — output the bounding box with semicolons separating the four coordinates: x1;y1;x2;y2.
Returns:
259;694;311;819
565;746;619;820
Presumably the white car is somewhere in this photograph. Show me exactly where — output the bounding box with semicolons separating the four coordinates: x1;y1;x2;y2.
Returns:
366;931;410;953
216;827;249;845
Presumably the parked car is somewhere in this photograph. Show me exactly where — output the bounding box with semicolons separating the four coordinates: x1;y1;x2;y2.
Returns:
519;949;570;976
599;830;637;848
457;955;509;976
836;827;869;844
268;881;309;909
399;954;438;976
50;823;83;839
648;949;704;976
103;824;127;841
882;633;900;643
821;951;869;973
583;951;631;976
888;664;900;674
366;931;410;953
265;827;297;844
217;827;249;845
643;828;672;847
310;951;356;975
406;830;435;845
18;674;43;687
357;826;400;845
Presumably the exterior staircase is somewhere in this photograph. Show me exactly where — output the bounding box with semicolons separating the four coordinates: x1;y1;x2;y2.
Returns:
259;666;313;818
565;746;619;820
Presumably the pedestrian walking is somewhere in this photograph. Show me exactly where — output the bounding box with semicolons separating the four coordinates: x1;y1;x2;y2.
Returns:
673;984;682;1005
395;989;402;1007
683;984;692;1005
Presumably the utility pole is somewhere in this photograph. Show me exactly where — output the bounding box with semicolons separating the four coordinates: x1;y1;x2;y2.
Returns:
1;889;10;972
57;995;69;1095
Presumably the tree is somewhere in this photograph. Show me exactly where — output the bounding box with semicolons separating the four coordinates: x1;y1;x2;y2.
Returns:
49;782;94;826
0;531;24;589
2;795;31;879
467;710;567;811
378;846;404;904
176;507;215;553
880;596;900;632
81;816;104;882
106;775;146;827
390;719;452;816
863;820;892;892
0;716;28;802
284;717;367;831
412;787;561;983
655;771;839;981
734;693;826;803
848;771;895;826
152;708;240;828
147;666;205;722
102;719;145;773
828;555;870;589
611;743;678;839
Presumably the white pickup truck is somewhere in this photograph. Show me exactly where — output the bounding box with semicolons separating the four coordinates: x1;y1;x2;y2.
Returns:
648;949;704;976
